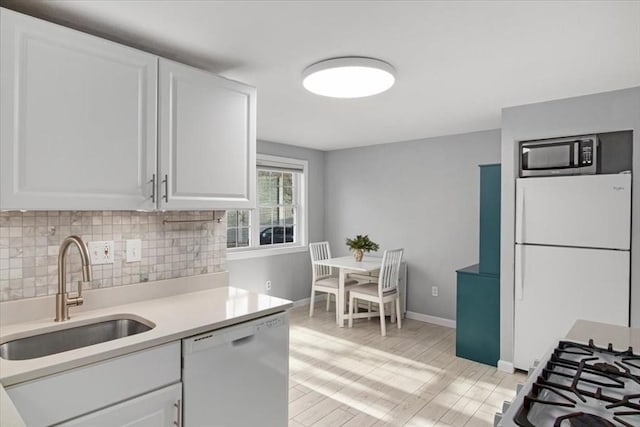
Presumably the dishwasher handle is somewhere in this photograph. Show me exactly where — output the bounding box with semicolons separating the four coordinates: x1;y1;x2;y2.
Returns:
231;335;255;346
184;323;257;354
226;324;256;343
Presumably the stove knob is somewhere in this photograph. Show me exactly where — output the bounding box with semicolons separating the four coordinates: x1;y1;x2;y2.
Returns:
502;401;511;413
516;383;524;393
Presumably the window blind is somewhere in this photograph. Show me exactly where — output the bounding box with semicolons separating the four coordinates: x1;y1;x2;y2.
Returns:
256;158;304;174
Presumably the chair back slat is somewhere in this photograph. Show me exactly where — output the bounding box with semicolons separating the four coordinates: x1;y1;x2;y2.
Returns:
378;249;404;296
309;241;333;279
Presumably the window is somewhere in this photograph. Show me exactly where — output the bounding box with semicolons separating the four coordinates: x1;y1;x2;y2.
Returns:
227;154;307;257
226;210;250;248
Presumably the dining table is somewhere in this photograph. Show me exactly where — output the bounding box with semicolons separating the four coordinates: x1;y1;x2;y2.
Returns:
312;255;383;327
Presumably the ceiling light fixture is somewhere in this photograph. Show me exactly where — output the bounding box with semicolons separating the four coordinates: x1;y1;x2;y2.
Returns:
302;57;396;98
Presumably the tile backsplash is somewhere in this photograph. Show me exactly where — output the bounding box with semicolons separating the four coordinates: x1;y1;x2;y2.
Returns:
0;211;226;302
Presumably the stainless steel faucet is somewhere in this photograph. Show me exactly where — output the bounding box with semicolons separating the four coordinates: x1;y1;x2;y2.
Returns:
55;235;92;321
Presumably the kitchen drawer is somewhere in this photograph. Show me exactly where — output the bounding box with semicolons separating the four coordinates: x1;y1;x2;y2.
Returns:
59;383;182;427
6;342;180;427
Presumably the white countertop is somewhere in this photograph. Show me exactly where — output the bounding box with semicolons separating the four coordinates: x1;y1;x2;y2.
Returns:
0;281;292;387
566;319;640;350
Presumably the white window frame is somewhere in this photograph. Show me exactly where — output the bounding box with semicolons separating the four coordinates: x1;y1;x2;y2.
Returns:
226;154;308;260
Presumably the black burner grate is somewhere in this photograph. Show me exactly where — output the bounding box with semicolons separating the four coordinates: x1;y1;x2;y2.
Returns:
514;340;640;427
554;412;615;427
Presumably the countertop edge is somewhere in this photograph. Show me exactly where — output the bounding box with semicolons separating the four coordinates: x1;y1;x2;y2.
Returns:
1;287;293;387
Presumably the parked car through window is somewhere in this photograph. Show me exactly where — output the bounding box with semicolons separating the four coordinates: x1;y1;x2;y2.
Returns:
227;155;306;252
260;226;294;245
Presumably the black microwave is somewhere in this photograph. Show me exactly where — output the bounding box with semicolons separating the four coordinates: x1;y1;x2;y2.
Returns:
520;135;598;177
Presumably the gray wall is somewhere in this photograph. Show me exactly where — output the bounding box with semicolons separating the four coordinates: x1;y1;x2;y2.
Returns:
227;140;326;301
499;86;640;366
324;129;501;321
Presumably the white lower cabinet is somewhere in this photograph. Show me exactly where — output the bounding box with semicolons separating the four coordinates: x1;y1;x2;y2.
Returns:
6;342;180;427
60;383;182;427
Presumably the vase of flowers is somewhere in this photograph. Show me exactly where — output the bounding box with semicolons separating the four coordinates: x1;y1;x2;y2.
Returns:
345;234;380;262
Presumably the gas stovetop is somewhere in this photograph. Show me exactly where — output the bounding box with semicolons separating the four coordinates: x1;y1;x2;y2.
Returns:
499;339;640;427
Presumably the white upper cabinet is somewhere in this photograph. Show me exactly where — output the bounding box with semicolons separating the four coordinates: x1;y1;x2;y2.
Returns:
0;8;157;210
0;8;257;211
158;59;256;209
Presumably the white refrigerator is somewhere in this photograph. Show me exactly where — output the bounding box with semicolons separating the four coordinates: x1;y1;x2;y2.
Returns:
513;173;631;370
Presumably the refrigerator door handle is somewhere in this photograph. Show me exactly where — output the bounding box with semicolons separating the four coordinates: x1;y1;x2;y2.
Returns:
516;186;525;243
515;245;524;301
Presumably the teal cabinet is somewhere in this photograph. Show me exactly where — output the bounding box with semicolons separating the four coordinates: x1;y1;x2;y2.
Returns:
479;164;501;275
456;265;500;366
456;163;501;366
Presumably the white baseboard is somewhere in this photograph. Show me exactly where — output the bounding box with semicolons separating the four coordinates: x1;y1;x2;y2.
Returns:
293;301;455;330
293;298;309;308
293;294;327;308
406;311;456;329
497;360;515;374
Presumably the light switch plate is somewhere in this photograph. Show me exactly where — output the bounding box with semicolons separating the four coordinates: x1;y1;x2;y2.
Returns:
88;241;114;265
126;239;142;263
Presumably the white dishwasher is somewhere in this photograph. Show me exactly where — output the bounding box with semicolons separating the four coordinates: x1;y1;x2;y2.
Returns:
182;311;289;427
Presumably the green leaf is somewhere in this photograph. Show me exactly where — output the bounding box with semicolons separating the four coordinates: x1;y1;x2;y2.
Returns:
345;234;380;252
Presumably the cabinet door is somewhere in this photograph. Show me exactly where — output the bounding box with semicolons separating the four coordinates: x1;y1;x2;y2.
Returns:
6;341;180;427
478;164;501;275
0;9;157;210
456;271;500;366
60;383;182;427
158;58;256;209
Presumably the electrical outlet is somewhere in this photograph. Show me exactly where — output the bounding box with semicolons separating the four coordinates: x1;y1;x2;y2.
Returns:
432;286;439;297
126;239;142;263
87;241;114;265
265;280;272;291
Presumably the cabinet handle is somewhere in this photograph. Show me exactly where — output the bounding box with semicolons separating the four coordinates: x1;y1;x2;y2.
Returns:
515;245;524;301
150;174;156;203
516;186;524;243
162;174;169;203
174;399;182;427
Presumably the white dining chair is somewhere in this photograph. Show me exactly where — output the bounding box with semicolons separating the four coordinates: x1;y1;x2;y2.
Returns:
309;241;358;322
348;248;403;336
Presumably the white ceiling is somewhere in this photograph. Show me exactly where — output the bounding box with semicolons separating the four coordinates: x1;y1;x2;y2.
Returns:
3;1;639;151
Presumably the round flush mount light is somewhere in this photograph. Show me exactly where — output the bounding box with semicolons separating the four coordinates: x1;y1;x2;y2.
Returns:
302;57;396;98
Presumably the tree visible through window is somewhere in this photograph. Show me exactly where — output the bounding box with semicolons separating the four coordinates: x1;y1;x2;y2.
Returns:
257;170;296;245
227;156;305;250
226;210;250;248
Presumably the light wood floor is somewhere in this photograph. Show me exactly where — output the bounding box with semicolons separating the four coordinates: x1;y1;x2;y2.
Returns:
288;302;525;427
